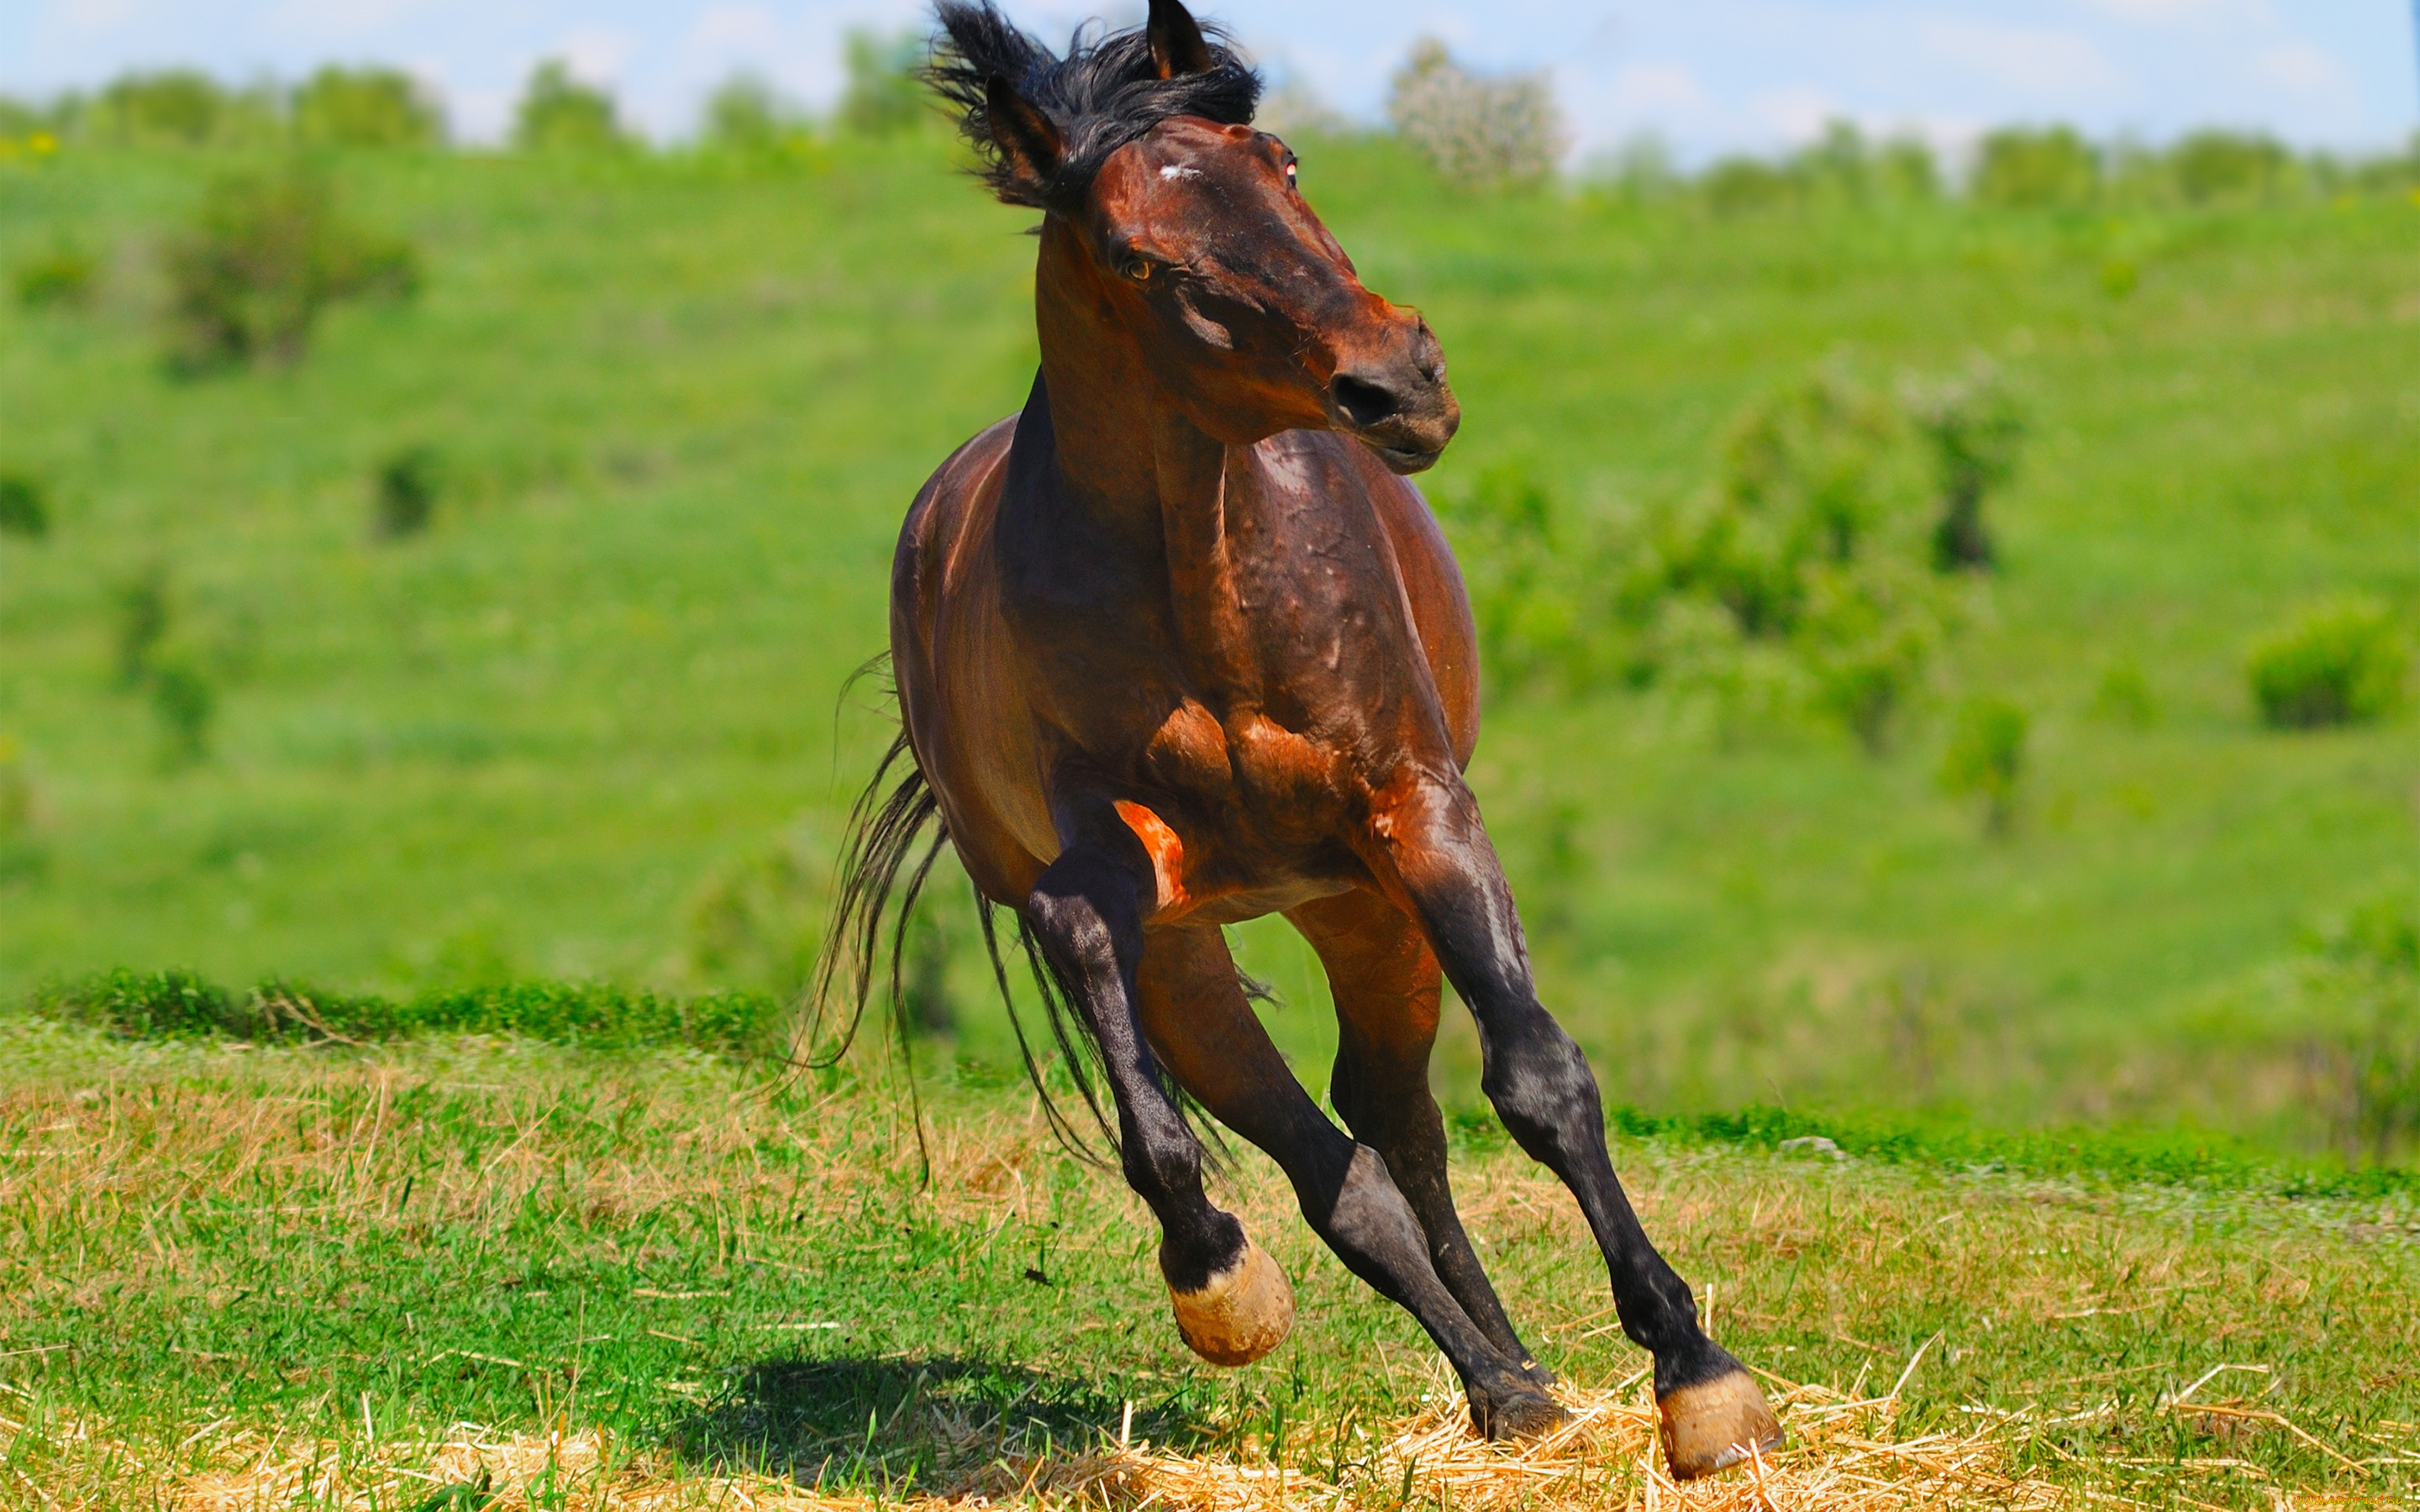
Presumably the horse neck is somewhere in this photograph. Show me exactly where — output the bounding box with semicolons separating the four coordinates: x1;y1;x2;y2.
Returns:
1033;218;1263;703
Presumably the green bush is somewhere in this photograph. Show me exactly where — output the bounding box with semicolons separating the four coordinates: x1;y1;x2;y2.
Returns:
150;655;215;769
1939;695;2028;834
0;475;49;539
1902;358;2025;572
1971;126;2100;208
110;564;169;688
12;244;97;310
291;66;445;148
2298;895;2420;1163
162;164;421;371
2245;596;2407;730
514;61;628;152
2167;129;2293;207
372;445;439;539
82;71;257;146
702;75;814;156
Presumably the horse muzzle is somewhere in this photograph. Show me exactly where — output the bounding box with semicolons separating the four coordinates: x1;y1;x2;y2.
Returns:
1328;318;1460;475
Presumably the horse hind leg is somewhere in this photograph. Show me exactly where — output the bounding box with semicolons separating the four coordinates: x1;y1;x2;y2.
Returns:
1287;889;1553;1388
1134;921;1565;1441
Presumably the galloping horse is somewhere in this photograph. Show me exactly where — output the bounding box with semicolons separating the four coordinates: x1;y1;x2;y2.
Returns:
826;0;1781;1478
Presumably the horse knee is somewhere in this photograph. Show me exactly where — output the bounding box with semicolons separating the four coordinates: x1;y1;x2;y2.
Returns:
1481;1013;1603;1160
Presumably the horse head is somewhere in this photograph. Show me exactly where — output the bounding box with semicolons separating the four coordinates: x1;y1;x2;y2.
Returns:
933;0;1460;473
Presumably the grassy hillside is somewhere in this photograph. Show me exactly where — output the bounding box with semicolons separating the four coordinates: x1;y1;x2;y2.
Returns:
3;137;2419;1152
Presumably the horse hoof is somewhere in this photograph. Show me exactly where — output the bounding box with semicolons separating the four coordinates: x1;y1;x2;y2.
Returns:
1472;1383;1570;1442
1657;1370;1784;1480
1168;1239;1294;1366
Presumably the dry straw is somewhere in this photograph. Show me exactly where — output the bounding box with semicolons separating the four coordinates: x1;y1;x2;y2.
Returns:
166;1371;2079;1512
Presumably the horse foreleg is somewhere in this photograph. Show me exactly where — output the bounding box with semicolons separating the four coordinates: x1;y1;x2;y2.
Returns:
1134;923;1566;1438
1023;828;1291;1366
1287;889;1552;1388
1365;774;1783;1481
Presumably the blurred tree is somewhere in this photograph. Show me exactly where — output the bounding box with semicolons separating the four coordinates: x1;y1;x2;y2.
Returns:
292;66;445;148
841;29;929;135
2166;130;2293;206
1971;126;2100;208
1902;358;2025;572
162;164;421;371
82;71;280;147
1386;39;1567;188
702;74;813;155
1939;695;2028;835
1700;155;1796;216
513;61;628;152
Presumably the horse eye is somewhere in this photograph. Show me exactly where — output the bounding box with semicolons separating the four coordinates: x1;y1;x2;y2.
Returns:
1123;257;1155;282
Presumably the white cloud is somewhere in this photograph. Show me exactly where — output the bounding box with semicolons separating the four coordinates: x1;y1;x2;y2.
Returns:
1918;18;2122;96
2252;41;2341;95
687;4;780;51
1752;84;1842;144
2081;0;2231;22
1607;61;1707;115
555;24;636;83
55;0;145;32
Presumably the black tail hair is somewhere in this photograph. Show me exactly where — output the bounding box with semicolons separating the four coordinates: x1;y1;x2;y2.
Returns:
807;658;1129;1168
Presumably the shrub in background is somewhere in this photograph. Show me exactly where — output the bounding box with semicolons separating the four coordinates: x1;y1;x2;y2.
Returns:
0;475;50;539
1902;358;2026;572
2166;129;2294;207
842;29;930;136
1386;39;1567;189
111;564;169;689
150;655;215;769
1939;695;2028;835
513;61;628;153
702;75;816;156
12;243;97;310
2245;596;2407;730
291;66;445;148
0;736;43;886
1971;126;2100;208
371;444;439;539
2298;895;2420;1164
79;71;279;148
162;163;420;371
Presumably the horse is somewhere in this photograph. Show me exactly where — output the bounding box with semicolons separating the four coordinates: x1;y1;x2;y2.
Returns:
818;0;1782;1479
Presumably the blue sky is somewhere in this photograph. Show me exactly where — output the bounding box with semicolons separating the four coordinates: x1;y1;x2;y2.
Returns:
4;0;2416;160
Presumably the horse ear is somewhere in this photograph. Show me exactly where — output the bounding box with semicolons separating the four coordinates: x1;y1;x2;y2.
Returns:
1147;0;1215;78
983;73;1063;199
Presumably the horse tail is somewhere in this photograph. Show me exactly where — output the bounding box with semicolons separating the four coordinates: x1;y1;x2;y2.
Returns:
807;658;1126;1170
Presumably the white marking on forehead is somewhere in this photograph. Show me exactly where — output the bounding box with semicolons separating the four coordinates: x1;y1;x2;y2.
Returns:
1159;165;1203;181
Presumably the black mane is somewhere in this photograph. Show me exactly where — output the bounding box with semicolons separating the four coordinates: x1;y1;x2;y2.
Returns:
929;1;1261;211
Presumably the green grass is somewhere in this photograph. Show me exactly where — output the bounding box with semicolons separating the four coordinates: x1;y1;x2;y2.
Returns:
0;1020;2413;1507
4;136;2420;1157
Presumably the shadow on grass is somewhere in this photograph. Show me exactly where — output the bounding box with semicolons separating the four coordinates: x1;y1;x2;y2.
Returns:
667;1353;1207;1494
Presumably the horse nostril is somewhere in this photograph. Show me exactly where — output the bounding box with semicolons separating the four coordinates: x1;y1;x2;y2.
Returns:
1332;373;1402;429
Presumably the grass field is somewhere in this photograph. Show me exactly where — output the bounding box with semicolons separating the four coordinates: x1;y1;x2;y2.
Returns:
2;1015;2416;1509
5;134;2420;1120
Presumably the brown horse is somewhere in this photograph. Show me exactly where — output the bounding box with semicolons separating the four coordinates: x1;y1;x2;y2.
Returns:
821;0;1781;1478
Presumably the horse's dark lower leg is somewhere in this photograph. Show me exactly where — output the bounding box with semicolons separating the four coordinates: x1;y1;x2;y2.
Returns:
1370;778;1782;1479
1023;841;1287;1363
1134;924;1565;1438
1287;890;1551;1388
